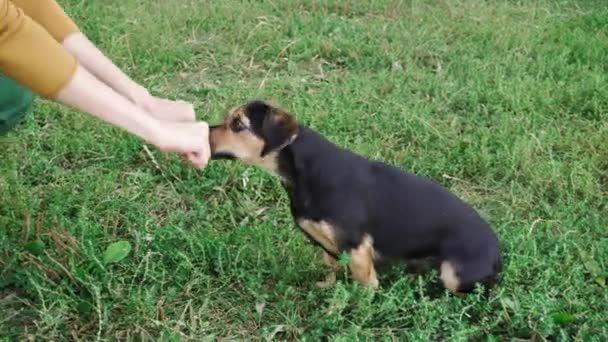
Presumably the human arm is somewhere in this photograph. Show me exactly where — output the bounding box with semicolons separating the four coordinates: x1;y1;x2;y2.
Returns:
0;0;209;166
56;63;210;168
61;33;198;122
11;0;196;121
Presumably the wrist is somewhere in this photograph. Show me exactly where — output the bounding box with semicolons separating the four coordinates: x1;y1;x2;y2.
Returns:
125;83;151;106
137;115;164;146
56;65;162;147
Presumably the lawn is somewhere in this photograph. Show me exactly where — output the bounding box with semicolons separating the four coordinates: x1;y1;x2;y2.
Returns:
1;0;607;340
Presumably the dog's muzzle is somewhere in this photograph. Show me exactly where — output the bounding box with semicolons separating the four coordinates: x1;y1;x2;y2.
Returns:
210;152;236;160
208;124;236;160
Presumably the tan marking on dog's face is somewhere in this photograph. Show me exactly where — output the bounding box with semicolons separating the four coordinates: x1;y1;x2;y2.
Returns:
209;105;279;173
440;261;461;294
297;219;339;255
348;235;379;289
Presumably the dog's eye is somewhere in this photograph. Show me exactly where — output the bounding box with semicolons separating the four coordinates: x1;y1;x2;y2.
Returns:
230;119;246;132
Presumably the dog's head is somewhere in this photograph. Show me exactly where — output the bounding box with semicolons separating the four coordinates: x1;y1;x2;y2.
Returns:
209;100;299;172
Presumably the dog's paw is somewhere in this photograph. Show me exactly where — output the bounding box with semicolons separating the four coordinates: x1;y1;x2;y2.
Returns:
366;276;379;290
316;272;336;288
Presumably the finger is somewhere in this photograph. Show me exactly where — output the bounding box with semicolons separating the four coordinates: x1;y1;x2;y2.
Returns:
199;147;210;168
199;146;210;168
164;99;196;122
190;123;210;168
177;102;196;121
187;151;206;168
186;153;199;167
146;98;196;122
201;140;211;166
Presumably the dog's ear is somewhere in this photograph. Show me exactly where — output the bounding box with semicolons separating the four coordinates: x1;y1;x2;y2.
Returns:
260;105;298;157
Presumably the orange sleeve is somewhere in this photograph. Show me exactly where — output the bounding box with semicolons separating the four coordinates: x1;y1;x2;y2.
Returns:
0;0;77;98
10;0;80;42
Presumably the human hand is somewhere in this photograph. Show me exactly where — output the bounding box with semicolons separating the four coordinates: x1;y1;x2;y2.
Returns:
52;58;210;168
129;89;209;166
145;96;196;122
150;120;210;168
130;87;197;123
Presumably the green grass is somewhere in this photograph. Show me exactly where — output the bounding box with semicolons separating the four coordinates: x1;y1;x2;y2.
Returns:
1;0;607;340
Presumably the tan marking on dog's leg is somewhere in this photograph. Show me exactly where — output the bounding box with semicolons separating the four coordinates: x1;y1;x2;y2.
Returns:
316;272;337;289
322;250;338;268
348;235;379;289
296;219;338;255
316;251;339;288
440;261;462;294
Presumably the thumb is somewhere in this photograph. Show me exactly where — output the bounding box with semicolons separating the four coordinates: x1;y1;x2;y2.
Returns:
187;151;208;168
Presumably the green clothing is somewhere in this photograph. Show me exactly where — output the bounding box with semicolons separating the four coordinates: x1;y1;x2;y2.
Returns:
0;75;34;134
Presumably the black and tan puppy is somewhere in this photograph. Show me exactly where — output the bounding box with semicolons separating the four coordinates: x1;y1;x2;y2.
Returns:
209;100;502;294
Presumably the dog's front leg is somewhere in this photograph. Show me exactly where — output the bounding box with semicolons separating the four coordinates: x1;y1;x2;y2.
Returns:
348;235;379;289
316;251;339;288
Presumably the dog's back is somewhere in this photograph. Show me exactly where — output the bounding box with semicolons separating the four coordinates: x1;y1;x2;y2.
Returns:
369;162;502;291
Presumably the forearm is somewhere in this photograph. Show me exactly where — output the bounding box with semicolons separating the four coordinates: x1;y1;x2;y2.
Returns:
56;64;160;144
0;0;208;164
12;0;146;104
0;0;152;138
62;33;148;104
59;66;210;165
